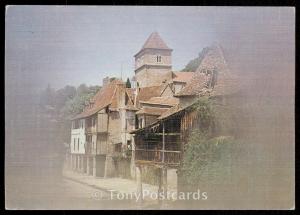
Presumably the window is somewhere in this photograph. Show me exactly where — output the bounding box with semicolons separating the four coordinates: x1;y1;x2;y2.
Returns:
156;55;162;62
92;117;96;127
73;138;75;151
139;118;143;128
115;143;122;153
78;138;80;151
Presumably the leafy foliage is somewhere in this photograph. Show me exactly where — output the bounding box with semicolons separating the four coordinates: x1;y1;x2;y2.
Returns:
190;97;215;131
38;83;100;144
61;84;100;118
179;97;238;189
181;131;236;188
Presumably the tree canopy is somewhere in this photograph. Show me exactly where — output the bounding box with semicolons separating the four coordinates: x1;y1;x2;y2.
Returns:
179;97;239;190
39;83;100;119
61;84;100;118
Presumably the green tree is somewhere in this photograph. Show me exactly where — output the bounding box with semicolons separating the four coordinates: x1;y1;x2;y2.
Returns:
60;84;100;118
54;85;76;110
180;132;235;188
179;97;238;190
126;78;131;88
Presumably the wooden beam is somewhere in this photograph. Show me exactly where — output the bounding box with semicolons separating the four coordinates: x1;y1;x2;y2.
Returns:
152;133;181;136
162;122;165;165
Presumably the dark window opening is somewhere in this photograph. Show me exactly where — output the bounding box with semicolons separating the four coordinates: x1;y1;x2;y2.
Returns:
73;120;80;129
125;94;129;105
156;55;162;62
115;143;122;153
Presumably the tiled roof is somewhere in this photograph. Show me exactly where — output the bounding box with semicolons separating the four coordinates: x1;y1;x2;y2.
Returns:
140;96;179;106
175;44;239;97
196;44;227;72
158;104;184;120
136;107;169;116
72;79;124;119
135;85;165;108
173;72;194;83
141;32;171;50
174;72;211;97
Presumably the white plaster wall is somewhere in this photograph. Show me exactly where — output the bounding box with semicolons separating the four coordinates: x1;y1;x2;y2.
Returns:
70;119;86;154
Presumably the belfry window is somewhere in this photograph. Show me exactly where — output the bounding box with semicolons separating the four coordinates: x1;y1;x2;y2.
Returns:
156;55;162;62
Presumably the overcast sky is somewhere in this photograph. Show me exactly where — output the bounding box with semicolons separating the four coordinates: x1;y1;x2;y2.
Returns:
5;6;294;90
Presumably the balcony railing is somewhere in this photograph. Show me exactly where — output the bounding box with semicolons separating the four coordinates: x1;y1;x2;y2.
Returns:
135;149;181;165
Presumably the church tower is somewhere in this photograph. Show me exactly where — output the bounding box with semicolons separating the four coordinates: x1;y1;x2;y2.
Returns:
134;32;173;88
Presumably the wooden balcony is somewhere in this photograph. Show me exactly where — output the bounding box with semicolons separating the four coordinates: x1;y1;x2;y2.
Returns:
135;149;181;166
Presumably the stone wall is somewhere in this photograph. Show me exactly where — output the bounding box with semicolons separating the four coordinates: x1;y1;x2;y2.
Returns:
136;68;172;87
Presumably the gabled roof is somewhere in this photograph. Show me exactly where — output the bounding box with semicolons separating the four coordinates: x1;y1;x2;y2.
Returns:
72;79;124;120
140;96;179;107
173;72;194;83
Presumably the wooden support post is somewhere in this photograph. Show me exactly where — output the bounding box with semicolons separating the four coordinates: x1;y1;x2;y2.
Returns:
162;122;168;200
162;122;165;164
158;168;163;204
163;167;168;198
93;156;97;177
76;155;79;171
72;154;75;170
86;156;90;175
81;156;84;173
70;154;73;170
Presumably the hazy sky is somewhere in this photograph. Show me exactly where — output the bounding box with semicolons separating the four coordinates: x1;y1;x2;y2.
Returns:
5;6;219;89
5;6;294;90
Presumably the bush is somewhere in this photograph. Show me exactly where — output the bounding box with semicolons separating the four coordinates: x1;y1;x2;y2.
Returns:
180;131;236;189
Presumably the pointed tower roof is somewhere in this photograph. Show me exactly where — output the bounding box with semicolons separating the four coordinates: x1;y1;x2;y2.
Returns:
142;32;171;50
135;32;172;57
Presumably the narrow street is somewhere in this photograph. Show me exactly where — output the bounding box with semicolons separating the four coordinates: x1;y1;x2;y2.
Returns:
5;165;163;209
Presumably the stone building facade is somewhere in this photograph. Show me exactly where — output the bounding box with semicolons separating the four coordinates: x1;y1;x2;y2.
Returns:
134;32;173;88
68;32;198;181
69;79;137;178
